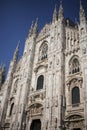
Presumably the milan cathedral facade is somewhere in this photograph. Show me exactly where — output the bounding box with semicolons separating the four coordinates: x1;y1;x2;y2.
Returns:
0;1;87;130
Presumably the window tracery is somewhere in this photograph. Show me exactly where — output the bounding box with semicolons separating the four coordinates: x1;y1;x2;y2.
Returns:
39;42;48;61
69;56;80;74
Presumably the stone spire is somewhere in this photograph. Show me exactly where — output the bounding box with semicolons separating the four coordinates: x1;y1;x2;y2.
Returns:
52;5;58;23
13;42;19;62
28;21;34;37
33;18;38;35
79;0;86;24
58;0;64;21
28;18;38;38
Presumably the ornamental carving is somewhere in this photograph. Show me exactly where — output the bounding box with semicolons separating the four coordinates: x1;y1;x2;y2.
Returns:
82;47;86;54
29;90;45;104
27;103;43;117
66;77;83;90
68;115;82;121
65;114;84;129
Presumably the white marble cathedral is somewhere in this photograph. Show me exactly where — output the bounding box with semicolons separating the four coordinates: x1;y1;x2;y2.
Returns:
0;0;87;130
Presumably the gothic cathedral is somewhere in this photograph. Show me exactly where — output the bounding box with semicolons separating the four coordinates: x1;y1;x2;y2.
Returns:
0;1;87;130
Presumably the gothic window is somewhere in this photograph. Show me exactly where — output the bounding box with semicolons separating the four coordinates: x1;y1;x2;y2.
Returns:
69;56;80;74
9;103;14;116
39;42;48;61
37;75;44;90
72;87;80;105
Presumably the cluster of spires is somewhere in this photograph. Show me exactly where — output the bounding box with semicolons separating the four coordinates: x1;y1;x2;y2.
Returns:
0;0;86;88
28;18;38;37
52;0;86;24
28;0;86;37
52;0;64;23
28;0;64;37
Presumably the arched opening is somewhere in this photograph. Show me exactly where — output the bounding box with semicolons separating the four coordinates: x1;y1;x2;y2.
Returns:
30;119;41;130
9;103;14;116
72;87;80;104
69;56;80;75
39;42;48;61
37;75;44;90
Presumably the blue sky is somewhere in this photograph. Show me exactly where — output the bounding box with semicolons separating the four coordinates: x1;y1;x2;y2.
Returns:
0;0;87;75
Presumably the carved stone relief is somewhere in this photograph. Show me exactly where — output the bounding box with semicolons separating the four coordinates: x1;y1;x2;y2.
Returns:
67;77;83;90
65;115;84;129
28;103;43;117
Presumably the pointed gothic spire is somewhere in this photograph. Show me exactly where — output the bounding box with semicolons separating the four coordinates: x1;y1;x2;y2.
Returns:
13;42;19;62
28;21;34;37
52;5;58;23
79;0;86;24
33;18;38;35
58;0;64;21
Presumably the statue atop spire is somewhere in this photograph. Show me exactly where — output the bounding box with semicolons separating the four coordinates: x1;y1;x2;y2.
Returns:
79;0;86;24
58;0;64;21
52;5;58;23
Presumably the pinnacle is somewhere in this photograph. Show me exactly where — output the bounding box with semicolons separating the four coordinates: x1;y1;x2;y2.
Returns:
58;0;64;20
52;4;58;22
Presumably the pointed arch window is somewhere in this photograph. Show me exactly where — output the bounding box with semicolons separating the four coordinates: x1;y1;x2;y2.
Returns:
9;103;14;116
72;87;80;105
37;75;44;90
69;57;80;74
39;42;48;61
